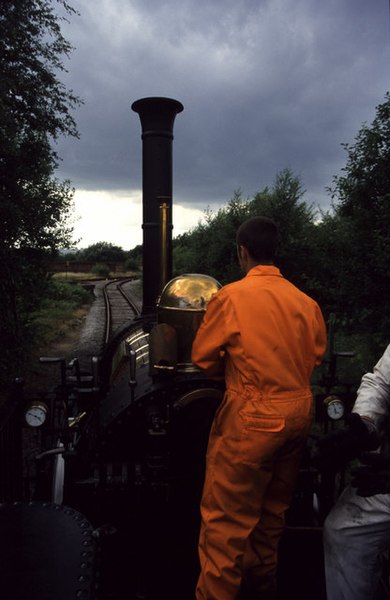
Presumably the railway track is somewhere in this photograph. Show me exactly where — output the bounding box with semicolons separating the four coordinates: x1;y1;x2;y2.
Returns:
102;278;141;345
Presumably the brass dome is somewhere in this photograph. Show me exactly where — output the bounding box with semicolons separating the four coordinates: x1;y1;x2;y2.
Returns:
155;274;221;372
158;273;221;311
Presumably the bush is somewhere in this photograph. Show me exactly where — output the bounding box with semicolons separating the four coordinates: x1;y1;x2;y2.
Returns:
45;281;90;304
91;263;110;277
124;257;141;272
27;281;91;345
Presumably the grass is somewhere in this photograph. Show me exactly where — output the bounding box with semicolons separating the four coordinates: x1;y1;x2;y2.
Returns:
29;280;93;346
52;270;139;282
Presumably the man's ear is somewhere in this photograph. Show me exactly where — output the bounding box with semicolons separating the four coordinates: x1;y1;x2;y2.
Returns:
238;244;250;273
239;245;249;261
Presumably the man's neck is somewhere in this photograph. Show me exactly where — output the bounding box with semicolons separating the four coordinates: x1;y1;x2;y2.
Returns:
245;260;274;273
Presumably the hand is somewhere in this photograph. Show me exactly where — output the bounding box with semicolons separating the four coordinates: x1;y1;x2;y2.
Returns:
351;452;390;497
311;413;380;471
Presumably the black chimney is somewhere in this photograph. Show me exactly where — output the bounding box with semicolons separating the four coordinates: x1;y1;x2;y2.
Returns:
131;97;184;315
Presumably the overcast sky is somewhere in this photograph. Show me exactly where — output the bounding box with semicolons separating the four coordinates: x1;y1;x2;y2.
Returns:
55;0;390;250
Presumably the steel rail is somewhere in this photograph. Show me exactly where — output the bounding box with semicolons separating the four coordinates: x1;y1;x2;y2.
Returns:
102;278;140;346
117;279;141;316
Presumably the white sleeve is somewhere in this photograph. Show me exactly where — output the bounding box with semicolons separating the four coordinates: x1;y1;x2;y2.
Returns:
352;344;390;429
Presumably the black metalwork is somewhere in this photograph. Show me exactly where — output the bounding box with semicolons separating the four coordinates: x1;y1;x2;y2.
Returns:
131;97;184;315
0;502;96;600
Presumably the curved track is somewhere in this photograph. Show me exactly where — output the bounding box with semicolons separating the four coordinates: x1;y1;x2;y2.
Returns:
102;278;141;345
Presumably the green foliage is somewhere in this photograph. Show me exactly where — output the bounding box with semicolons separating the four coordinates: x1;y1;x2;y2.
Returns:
61;249;78;261
45;280;90;304
251;170;319;291
76;242;126;263
28;280;91;345
0;0;81;252
124;257;141;272
331;93;390;217
173;192;252;283
172;170;319;290
0;1;81;387
172;243;195;277
328;92;390;339
127;244;142;259
331;330;389;389
0;248;51;386
91;263;110;278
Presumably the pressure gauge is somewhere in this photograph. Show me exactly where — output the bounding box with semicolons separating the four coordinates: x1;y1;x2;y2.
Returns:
325;396;345;421
24;401;48;427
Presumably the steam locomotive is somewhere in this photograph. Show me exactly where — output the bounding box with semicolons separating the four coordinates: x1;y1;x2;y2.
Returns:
0;98;357;600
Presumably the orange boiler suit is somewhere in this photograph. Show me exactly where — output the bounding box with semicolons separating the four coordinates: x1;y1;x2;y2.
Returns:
191;265;327;599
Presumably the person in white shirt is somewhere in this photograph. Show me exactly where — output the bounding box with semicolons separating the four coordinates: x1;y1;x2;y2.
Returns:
318;345;390;599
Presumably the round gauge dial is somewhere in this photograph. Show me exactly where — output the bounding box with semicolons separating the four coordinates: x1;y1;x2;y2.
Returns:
24;401;48;427
325;396;345;420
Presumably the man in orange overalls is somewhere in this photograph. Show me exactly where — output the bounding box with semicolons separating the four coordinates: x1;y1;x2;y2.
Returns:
192;216;327;599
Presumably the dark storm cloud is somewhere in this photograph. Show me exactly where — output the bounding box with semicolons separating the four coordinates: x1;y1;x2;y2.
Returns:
56;0;390;211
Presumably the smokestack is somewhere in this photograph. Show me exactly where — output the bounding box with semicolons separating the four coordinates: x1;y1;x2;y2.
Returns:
131;97;184;315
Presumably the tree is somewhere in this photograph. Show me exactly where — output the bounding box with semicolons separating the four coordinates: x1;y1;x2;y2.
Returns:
76;242;127;264
250;169;319;291
173;192;251;284
172;170;320;291
328;92;390;339
0;0;81;387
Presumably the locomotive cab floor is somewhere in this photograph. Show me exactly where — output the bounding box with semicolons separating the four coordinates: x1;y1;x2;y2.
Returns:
94;492;327;600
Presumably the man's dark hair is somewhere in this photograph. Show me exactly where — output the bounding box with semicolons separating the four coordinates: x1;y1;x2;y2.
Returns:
236;216;278;263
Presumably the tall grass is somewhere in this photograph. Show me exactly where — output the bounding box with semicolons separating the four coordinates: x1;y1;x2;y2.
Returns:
28;281;92;346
